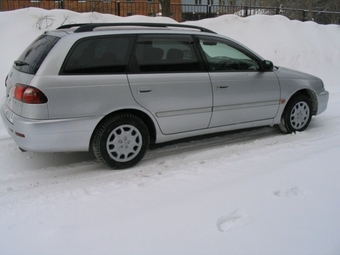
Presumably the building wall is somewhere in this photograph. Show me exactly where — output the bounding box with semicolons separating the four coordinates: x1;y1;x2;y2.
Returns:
0;0;182;20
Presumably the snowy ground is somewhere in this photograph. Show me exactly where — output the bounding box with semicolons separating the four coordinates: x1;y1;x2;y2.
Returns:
1;8;340;255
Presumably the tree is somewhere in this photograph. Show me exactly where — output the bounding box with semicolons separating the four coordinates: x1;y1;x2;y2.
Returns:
159;0;171;17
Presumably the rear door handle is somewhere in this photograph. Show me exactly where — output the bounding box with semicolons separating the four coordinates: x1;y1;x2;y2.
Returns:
139;89;152;93
217;85;229;89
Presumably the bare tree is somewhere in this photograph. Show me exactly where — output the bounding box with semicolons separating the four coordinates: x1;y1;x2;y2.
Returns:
159;0;171;17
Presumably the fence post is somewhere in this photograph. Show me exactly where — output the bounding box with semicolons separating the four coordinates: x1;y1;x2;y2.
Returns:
60;0;64;9
116;1;120;16
207;4;211;18
302;10;307;21
244;6;248;17
275;7;279;15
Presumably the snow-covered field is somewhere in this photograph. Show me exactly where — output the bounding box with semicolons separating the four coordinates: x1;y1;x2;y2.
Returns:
1;8;340;255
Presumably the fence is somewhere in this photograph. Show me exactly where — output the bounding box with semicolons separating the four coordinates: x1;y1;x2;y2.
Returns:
179;5;340;24
1;0;339;24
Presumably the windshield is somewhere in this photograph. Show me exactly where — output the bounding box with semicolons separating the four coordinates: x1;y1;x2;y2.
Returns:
14;35;60;74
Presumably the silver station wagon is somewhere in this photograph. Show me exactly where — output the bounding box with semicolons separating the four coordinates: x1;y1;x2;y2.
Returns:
1;23;329;169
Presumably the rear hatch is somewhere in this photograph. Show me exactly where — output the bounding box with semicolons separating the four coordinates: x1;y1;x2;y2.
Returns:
5;34;60;118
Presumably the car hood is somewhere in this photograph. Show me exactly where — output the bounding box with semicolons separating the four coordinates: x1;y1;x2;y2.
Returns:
273;66;322;82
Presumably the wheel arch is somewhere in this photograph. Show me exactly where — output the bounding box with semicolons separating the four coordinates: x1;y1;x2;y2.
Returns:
286;89;318;115
278;90;315;134
89;109;157;152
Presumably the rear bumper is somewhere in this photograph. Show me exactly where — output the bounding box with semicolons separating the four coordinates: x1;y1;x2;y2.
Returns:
1;103;101;152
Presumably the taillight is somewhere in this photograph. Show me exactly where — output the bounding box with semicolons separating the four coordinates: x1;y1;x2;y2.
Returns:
12;84;48;104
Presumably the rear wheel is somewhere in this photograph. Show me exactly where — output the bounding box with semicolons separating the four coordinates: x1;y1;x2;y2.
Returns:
92;114;150;169
279;95;312;133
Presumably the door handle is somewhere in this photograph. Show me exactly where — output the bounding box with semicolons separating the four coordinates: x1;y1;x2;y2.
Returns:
217;85;229;89
138;89;152;93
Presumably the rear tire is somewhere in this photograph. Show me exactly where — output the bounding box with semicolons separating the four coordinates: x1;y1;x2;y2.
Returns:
279;95;312;133
92;114;150;169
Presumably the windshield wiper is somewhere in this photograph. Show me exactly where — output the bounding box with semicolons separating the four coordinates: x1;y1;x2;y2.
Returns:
14;60;29;66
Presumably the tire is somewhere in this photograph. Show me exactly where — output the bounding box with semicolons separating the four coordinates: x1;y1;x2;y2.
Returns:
92;113;150;169
279;95;312;134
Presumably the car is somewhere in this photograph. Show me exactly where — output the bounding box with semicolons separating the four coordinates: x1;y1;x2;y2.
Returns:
1;22;329;169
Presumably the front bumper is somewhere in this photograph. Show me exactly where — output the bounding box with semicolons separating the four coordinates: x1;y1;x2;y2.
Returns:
316;90;329;115
1;103;101;153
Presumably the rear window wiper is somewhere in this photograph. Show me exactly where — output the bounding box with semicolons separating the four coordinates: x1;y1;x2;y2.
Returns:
14;60;29;66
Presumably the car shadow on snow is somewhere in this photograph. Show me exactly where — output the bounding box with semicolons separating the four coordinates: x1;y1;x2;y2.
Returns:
145;126;281;162
2;126;283;172
0;136;98;172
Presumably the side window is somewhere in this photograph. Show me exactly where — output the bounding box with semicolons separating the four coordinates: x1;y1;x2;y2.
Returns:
198;37;260;72
132;35;202;73
61;35;134;75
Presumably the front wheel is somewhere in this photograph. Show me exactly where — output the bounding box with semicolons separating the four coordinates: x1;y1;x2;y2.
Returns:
279;95;312;133
92;114;150;169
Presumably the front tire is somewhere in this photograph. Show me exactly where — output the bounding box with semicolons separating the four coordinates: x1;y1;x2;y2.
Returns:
279;95;312;133
92;114;150;169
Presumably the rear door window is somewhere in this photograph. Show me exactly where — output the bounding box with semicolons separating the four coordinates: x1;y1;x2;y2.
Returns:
14;35;60;74
130;34;203;73
61;35;135;75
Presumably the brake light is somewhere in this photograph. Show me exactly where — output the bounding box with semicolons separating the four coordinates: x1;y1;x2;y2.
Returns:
12;84;48;104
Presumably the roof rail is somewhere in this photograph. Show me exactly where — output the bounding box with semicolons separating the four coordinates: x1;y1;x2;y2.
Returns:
56;22;216;34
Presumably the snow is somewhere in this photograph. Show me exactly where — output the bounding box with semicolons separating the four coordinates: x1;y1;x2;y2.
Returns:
1;8;340;255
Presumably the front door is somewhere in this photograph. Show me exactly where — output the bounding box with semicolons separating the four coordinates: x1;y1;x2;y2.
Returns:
197;36;280;127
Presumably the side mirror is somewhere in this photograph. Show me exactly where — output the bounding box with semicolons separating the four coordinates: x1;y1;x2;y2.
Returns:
262;60;274;71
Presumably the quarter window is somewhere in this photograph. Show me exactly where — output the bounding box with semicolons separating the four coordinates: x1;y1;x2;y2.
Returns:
62;35;134;75
198;37;260;72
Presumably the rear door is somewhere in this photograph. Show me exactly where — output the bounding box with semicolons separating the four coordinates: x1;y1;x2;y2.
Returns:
128;34;213;135
197;35;280;127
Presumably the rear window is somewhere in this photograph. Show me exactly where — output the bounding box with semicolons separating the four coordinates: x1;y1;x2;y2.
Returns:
14;35;60;74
